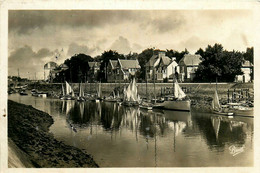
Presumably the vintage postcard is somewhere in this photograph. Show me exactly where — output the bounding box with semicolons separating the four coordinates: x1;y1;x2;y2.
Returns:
0;0;259;173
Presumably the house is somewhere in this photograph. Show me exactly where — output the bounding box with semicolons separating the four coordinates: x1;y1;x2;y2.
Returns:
178;54;202;82
107;59;141;82
88;62;100;82
115;59;141;82
145;51;178;82
235;60;253;83
107;60;118;82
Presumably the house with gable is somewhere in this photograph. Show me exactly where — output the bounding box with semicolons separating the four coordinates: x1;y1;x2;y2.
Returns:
107;59;141;82
178;54;202;82
115;59;141;82
145;51;178;82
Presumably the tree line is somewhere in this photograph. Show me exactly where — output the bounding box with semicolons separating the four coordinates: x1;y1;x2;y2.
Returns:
53;43;253;83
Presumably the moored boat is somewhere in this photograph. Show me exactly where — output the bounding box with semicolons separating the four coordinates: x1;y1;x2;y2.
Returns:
155;81;191;111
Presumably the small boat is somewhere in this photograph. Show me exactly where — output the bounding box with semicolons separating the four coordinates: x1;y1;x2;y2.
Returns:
155;81;190;111
19;90;28;95
226;103;254;117
60;81;75;100
139;101;153;110
212;87;233;116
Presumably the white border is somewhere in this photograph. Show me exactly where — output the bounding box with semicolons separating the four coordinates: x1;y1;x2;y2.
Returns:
1;0;260;173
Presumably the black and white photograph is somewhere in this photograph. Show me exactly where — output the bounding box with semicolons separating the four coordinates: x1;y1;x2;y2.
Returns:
1;0;259;171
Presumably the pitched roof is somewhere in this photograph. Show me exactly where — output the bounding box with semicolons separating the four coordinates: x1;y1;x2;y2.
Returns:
109;60;118;69
180;54;202;66
119;59;141;69
161;56;171;66
146;55;159;67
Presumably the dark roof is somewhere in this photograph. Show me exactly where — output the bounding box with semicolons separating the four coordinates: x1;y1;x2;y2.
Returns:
146;55;159;67
119;59;141;69
180;54;202;66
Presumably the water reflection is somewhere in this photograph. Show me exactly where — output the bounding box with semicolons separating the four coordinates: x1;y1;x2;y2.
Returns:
8;94;254;167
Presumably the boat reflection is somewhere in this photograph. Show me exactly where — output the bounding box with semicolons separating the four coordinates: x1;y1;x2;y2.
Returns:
56;100;253;153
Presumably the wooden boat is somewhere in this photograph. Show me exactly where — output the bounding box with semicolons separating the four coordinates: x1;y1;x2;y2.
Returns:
155;81;190;111
139;101;153;110
226;103;254;117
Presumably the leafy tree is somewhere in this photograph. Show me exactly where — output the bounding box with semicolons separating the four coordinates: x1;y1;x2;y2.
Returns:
194;44;243;82
137;48;154;80
166;48;189;63
61;53;93;83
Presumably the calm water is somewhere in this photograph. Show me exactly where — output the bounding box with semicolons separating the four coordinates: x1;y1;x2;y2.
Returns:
9;94;254;167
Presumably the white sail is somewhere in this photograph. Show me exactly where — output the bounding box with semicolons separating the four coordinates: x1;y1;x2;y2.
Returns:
124;79;139;102
174;81;186;99
65;81;75;97
212;89;221;111
79;83;84;97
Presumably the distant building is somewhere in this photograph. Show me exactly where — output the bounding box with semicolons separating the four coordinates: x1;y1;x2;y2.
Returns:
178;54;202;82
235;60;253;83
107;59;141;82
88;62;100;82
145;51;178;82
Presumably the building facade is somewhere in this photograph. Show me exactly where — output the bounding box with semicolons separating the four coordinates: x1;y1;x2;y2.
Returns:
178;54;202;82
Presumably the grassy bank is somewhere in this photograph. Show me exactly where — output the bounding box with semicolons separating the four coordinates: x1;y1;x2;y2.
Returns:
8;100;99;168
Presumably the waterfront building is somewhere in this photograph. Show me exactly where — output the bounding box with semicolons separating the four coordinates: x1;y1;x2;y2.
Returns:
235;60;253;83
178;54;202;82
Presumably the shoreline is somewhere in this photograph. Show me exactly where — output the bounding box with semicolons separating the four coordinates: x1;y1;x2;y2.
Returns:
8;100;99;168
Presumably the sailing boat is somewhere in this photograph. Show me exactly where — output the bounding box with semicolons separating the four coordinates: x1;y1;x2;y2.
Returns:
92;81;102;102
212;83;233;116
60;81;75;100
156;81;191;111
77;82;85;101
122;78;141;106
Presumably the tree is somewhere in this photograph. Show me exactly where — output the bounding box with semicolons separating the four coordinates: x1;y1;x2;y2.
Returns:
62;53;93;83
137;48;154;80
243;47;253;64
194;44;243;82
166;48;189;63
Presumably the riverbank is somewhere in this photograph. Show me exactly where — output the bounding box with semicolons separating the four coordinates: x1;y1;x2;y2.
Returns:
8;100;99;168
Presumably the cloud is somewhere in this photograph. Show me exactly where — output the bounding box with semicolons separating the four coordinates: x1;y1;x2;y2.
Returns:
110;36;132;54
67;42;97;56
8;45;55;78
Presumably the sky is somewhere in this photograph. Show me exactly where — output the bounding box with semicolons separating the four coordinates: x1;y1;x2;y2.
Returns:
8;10;254;79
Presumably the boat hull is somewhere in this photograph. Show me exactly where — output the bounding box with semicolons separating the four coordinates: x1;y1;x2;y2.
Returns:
157;100;191;111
